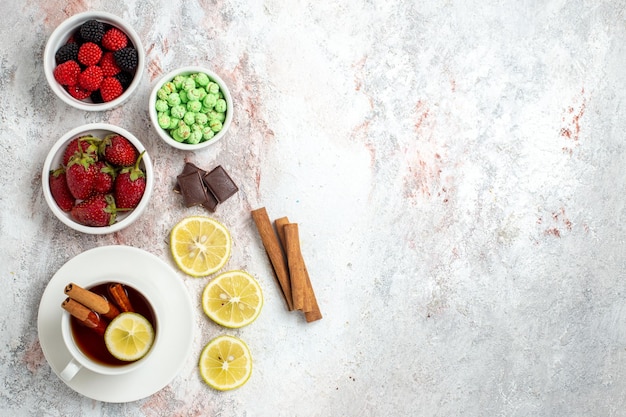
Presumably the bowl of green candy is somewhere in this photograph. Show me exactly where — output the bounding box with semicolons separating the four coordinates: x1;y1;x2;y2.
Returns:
149;66;233;150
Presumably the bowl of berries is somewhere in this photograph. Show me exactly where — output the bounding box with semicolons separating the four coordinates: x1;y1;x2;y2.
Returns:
44;11;144;111
42;123;154;234
149;66;233;150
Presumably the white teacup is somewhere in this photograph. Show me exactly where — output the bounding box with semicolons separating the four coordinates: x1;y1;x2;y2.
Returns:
59;279;160;381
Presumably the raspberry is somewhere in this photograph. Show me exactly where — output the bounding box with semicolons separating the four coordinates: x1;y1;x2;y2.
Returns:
66;85;91;100
53;60;80;86
78;66;103;91
55;43;79;64
114;47;138;72
99;52;121;77
101;27;128;51
79;20;105;43
78;42;103;66
100;77;124;102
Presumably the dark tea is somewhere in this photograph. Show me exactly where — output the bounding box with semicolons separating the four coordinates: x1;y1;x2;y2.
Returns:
70;282;156;366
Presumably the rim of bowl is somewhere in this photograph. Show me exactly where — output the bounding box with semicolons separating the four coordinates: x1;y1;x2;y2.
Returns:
43;11;145;112
148;65;233;151
42;123;154;234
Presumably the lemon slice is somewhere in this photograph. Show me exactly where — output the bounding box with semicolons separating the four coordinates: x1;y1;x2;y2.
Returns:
202;270;263;328
199;335;252;391
170;216;232;277
104;312;155;361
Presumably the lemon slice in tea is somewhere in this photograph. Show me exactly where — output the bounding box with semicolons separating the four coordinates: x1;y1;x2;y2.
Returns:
202;270;263;328
104;312;155;361
170;216;232;277
199;335;252;391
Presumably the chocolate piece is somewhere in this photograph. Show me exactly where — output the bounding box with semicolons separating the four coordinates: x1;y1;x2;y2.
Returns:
173;162;207;193
203;165;239;203
201;188;219;212
176;171;210;207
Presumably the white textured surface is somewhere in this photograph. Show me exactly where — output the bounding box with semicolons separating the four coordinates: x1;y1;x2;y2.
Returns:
2;1;626;416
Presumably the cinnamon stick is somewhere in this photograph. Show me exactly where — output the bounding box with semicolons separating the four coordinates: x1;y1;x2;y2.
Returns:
275;217;322;322
108;283;134;312
64;283;120;320
61;298;107;336
274;217;290;250
251;207;294;310
283;223;307;311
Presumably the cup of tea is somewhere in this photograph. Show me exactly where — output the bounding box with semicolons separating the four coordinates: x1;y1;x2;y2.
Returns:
59;280;159;381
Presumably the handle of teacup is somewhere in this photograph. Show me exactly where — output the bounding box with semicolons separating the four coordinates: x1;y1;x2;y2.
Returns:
60;358;82;381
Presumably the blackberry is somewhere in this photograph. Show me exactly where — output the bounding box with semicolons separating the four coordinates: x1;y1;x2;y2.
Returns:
79;19;105;43
113;47;138;72
55;42;79;64
115;71;133;89
90;90;104;104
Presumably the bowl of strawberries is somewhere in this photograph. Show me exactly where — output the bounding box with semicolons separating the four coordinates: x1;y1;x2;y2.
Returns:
44;11;144;111
42;123;154;234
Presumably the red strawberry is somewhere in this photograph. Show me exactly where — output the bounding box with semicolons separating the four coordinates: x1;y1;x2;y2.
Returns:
53;60;80;86
66;152;98;200
100;76;124;102
99;52;121;77
78;66;103;91
49;166;75;212
114;151;146;209
100;134;138;166
101;27;128;51
62;136;100;165
77;42;103;66
70;194;117;227
93;161;116;194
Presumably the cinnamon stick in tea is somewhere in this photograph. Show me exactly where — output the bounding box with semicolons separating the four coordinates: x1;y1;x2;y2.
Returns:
64;283;120;320
275;217;322;322
251;207;294;310
61;298;107;336
108;283;134;312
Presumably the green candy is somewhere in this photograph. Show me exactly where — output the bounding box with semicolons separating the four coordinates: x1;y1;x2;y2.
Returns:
214;98;227;113
179;90;188;104
187;130;202;144
194;72;210;87
163;82;176;94
202;126;215;141
209;110;226;123
176;123;191;139
172;75;186;89
202;93;217;109
195;113;208;125
171;129;185;142
168;117;180;130
157;88;170;101
167;92;181;106
207;82;220;94
170;104;186;119
156;72;228;144
155;99;169;112
183;112;195;125
209;119;223;133
157;112;171;129
187;100;202;113
182;77;196;91
187;88;202;101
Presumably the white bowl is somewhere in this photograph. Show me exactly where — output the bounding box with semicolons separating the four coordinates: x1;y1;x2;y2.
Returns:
149;66;233;151
42;123;154;234
43;11;145;111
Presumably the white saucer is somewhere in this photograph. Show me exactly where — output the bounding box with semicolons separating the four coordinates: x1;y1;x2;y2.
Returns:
37;245;195;403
